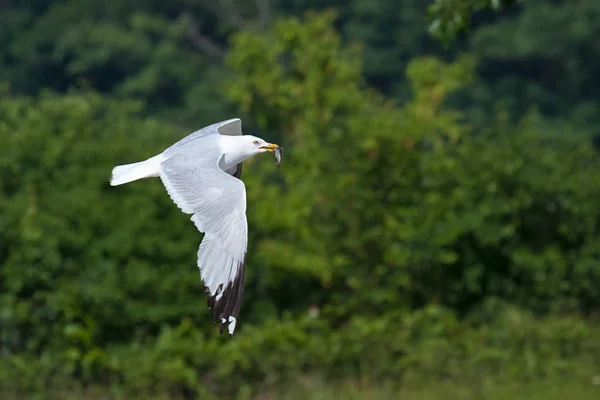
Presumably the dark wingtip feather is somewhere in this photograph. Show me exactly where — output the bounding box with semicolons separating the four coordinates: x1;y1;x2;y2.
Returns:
204;253;247;336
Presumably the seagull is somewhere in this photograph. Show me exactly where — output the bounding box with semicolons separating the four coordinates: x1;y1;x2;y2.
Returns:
109;118;280;336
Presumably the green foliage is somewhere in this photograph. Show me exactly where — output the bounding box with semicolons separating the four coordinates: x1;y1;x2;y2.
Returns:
3;0;599;134
0;91;214;360
0;0;238;126
465;0;600;131
225;11;600;318
428;0;523;42
2;305;600;398
1;6;600;400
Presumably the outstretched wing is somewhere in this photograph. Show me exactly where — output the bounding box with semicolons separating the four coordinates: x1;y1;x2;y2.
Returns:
158;145;247;336
165;118;242;154
164;118;243;179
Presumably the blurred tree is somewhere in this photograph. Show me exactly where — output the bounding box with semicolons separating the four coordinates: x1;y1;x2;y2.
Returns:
4;10;595;358
225;10;600;320
273;0;457;99
464;0;600;134
427;0;523;41
3;0;596;137
0;0;270;126
2;9;600;397
0;92;214;357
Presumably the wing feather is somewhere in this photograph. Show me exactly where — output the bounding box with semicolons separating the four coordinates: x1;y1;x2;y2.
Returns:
164;118;242;154
158;145;247;336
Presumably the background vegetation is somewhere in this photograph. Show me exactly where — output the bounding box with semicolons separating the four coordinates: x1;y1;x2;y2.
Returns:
2;0;600;399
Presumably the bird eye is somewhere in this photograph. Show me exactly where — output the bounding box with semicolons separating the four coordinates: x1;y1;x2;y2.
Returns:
253;140;259;145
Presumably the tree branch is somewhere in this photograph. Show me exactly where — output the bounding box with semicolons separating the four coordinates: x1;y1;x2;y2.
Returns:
218;0;244;27
182;12;226;60
254;0;272;27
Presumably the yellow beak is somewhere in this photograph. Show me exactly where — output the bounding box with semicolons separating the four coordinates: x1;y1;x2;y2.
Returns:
259;143;279;153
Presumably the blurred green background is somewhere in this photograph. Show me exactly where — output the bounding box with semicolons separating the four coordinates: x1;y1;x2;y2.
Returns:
2;0;600;399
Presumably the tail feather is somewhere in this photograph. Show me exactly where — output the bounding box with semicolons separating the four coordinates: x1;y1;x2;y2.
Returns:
110;155;163;186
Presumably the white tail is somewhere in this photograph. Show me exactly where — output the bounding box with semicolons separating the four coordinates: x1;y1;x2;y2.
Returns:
110;155;164;186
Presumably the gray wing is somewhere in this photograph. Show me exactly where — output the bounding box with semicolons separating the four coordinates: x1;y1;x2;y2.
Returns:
158;144;247;336
164;118;242;154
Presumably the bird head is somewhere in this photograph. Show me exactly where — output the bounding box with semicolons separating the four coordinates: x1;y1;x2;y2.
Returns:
244;135;279;154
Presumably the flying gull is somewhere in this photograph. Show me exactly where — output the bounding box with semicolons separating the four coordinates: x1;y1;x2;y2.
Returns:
109;118;280;336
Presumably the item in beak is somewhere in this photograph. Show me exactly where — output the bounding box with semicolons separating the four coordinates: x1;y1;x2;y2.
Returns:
274;146;283;167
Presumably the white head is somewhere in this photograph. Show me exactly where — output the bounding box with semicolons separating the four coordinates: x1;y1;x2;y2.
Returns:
219;134;279;170
241;135;279;155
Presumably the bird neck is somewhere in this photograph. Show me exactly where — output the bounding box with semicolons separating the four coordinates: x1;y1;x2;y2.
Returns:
217;136;254;170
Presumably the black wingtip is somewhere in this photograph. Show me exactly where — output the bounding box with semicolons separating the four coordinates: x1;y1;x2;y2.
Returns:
204;253;247;336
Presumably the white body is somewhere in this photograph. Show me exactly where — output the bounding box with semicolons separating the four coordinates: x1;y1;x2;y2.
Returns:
109;134;249;186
